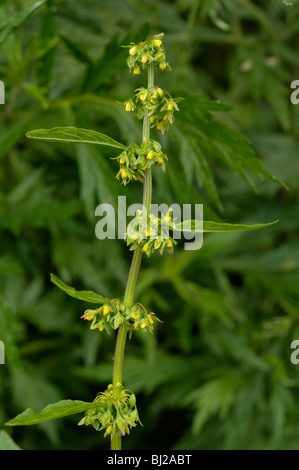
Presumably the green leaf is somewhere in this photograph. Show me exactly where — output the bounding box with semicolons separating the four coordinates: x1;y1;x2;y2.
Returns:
0;115;33;162
26;127;127;150
0;430;21;450
50;273;110;304
0;0;47;45
177;108;288;191
35;2;58;89
171;219;278;233
6;400;95;427
174;129;222;211
180;94;234;112
60;34;93;65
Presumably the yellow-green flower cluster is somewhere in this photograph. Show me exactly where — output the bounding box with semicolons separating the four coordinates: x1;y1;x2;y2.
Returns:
78;384;141;438
125;33;171;75
124;86;180;134
126;211;177;257
115;140;167;185
81;298;159;334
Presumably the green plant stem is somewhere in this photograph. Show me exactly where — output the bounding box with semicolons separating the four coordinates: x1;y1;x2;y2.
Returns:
110;64;154;450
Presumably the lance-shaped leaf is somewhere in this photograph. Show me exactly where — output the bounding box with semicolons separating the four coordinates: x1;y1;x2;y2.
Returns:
171;219;278;233
6;400;96;427
0;430;21;449
26;127;127;150
50;273;110;304
0;1;47;45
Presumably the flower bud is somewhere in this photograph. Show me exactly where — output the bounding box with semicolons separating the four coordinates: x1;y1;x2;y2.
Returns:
147;150;155;160
129;394;136;408
106;425;113;435
139;91;148;101
155;52;165;61
117;418;126;436
151;87;163;100
166;238;173;248
153;39;162;47
154;238;162;249
133;65;141;75
121;168;128;179
103;305;110;316
125;101;133;112
82;310;94;321
159;61;167;70
129;46;137;56
120;154;127;164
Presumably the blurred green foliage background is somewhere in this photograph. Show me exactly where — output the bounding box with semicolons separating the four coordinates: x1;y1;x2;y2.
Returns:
1;0;299;450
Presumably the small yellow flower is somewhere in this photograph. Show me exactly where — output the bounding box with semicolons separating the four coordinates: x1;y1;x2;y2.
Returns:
140;320;147;329
147;150;155;160
84;312;94;321
141;54;148;64
155;239;162;249
106;426;113;435
156;121;164;131
164;214;172;223
121;169;128;179
150;116;155;123
151;87;163;100
139;92;148;101
98;323;104;331
166;238;173;248
148;315;154;325
125;101;133;112
129;46;137;56
120;154;127;164
103;305;110;316
159;61;167;70
167;102;174;111
140;163;148;171
155;52;165;61
153;39;162;47
142;243;148;252
157;155;164;164
146;229;152;237
131;311;139;319
133;65;141;75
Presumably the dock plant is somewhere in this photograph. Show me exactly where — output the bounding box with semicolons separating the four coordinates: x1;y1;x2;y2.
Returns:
6;33;277;450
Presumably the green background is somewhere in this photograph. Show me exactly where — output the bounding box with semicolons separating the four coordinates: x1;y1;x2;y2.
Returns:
1;0;299;450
